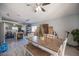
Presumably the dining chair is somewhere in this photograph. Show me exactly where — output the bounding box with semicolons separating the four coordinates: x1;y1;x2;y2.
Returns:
58;38;68;56
58;31;69;56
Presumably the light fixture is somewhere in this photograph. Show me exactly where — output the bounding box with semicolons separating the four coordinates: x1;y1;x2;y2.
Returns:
26;3;51;12
36;6;41;12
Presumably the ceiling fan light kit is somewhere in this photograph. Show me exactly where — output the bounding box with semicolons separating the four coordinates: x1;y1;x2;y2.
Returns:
35;6;42;12
26;3;50;12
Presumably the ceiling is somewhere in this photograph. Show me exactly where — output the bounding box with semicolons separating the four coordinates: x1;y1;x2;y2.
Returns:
0;3;79;24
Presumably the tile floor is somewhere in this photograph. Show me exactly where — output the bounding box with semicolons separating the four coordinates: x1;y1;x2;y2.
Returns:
0;38;79;56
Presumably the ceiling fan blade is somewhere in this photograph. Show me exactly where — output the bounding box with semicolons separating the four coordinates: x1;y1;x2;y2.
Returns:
42;3;50;6
41;7;46;12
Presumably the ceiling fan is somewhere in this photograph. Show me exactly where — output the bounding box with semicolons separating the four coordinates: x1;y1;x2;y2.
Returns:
26;3;50;12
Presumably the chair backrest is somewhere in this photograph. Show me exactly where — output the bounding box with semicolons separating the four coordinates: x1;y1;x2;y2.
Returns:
58;38;68;56
61;38;68;56
58;31;69;56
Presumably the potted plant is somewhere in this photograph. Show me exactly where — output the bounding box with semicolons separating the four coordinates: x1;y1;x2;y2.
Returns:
71;29;79;46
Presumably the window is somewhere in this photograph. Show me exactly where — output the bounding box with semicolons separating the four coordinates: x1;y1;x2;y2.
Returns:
32;26;37;32
12;27;18;30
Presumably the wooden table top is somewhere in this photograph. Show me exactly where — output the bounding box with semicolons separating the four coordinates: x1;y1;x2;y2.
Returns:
31;36;63;52
25;43;51;56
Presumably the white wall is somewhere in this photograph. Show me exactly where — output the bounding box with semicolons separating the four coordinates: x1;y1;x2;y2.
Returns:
33;14;79;46
35;14;79;38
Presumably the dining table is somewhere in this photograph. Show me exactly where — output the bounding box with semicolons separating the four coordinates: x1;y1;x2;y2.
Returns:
29;36;63;55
